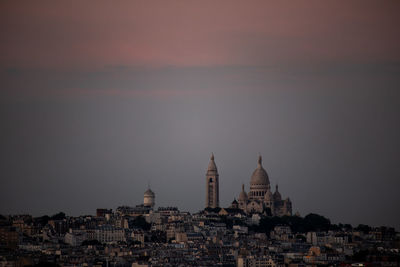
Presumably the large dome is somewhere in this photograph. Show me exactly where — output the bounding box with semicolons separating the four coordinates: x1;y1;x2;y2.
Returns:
250;156;270;186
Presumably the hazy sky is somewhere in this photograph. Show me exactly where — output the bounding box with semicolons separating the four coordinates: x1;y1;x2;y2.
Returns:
1;1;400;230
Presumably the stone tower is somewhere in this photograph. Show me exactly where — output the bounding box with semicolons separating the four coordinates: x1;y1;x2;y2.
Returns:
205;153;219;208
143;188;155;208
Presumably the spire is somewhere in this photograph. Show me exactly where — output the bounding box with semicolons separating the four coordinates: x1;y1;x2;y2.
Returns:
257;154;262;167
207;153;218;173
242;184;245;191
276;184;279;192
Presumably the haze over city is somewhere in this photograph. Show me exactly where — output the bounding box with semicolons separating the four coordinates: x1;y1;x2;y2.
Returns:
1;1;400;231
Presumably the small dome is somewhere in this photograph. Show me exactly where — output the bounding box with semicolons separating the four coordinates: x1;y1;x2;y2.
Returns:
250;155;270;186
238;184;248;201
273;185;281;201
144;188;155;197
264;189;273;202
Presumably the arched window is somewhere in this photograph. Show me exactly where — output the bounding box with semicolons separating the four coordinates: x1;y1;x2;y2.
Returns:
209;178;213;183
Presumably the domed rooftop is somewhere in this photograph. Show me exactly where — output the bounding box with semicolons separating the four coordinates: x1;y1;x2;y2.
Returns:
144;188;155;197
238;184;248;201
250;155;270;186
264;189;273;201
273;185;281;201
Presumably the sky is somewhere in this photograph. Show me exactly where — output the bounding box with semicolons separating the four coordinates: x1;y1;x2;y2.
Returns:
1;1;400;230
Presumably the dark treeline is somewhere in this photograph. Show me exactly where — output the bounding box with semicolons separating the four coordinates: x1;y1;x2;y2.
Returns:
249;213;396;236
33;212;66;227
250;213;334;235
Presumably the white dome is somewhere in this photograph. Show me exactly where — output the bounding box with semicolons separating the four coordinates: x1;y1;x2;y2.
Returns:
250;156;270;186
238;184;248;201
144;188;155;197
273;185;281;201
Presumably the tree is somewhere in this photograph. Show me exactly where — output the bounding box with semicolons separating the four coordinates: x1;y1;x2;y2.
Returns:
34;215;50;227
355;224;371;234
303;213;331;232
295;234;306;242
130;216;151;231
150;230;166;243
343;224;353;231
50;212;66;220
253;213;333;235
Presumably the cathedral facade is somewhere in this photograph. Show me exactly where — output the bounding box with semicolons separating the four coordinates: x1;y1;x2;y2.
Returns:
205;154;292;216
237;155;292;216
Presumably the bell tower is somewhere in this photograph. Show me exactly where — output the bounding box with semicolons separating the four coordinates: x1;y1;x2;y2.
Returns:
205;153;219;208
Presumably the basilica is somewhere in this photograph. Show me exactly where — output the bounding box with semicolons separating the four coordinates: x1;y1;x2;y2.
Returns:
206;154;292;216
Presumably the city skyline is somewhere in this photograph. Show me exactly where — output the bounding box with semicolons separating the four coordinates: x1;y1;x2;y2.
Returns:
1;152;398;231
1;1;400;232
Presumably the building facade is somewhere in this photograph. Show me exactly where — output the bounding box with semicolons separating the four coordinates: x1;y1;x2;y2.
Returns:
237;155;292;216
205;153;219;208
204;154;292;216
94;225;125;243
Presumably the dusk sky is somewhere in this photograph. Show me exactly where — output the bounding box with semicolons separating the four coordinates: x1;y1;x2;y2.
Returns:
1;1;400;229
